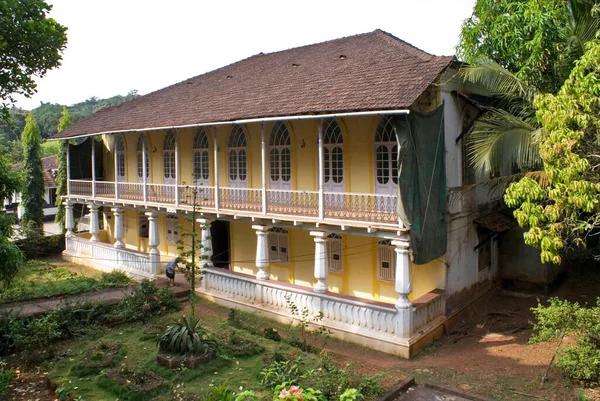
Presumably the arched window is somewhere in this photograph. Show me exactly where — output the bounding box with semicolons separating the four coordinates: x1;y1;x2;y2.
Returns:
136;134;149;183
193;128;210;185
228;125;247;188
115;135;125;182
269;122;291;190
377;240;395;282
163;130;176;184
327;234;343;273
322;119;344;191
268;227;289;263
374;117;398;195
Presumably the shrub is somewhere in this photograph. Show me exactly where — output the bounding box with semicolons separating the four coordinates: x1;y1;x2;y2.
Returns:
157;313;218;356
259;353;306;388
307;352;383;400
0;362;13;396
273;384;326;401
15;233;65;259
109;280;179;323
531;297;600;382
99;271;131;287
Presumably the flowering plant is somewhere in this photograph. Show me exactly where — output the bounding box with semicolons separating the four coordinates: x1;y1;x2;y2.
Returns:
273;384;325;401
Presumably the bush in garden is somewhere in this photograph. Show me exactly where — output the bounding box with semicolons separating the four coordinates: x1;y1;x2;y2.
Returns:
157;313;218;356
259;352;307;388
531;297;600;382
274;384;326;401
108;279;180;323
99;271;131;287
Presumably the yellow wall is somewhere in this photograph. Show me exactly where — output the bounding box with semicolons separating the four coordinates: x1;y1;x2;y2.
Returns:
227;221;444;304
106;114;391;195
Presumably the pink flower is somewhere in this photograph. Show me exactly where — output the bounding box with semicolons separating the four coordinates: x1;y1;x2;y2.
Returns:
153;296;159;301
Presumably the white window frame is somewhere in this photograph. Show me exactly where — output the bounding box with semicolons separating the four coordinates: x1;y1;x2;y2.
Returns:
136;134;150;183
163;130;177;184
193;128;210;186
268;227;289;264
269;122;292;190
115;135;126;182
377;240;396;282
166;214;179;244
322;118;344;192
374;116;398;195
228;124;248;188
327;234;343;273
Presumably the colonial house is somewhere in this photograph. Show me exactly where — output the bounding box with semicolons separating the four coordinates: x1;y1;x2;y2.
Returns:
53;30;507;357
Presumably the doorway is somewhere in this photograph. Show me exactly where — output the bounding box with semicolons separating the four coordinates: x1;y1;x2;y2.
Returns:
210;220;230;269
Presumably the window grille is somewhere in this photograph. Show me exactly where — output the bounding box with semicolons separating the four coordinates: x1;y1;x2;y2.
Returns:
327;234;343;273
377;240;396;282
268;227;289;263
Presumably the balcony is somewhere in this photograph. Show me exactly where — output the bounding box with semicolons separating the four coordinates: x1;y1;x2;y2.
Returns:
68;180;400;228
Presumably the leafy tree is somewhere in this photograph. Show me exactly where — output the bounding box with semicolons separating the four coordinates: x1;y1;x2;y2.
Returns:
20;113;45;236
55;107;71;233
0;151;20;206
0;214;23;287
457;0;600;176
0;0;67;121
504;39;600;264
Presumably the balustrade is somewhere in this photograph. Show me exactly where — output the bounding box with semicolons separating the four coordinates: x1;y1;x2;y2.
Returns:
67;180;399;226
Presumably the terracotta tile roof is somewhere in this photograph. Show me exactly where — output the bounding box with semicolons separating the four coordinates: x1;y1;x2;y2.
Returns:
41;155;58;188
53;29;454;140
16;155;58;188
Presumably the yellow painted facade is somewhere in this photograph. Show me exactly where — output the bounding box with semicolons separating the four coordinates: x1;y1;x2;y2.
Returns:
95;114;446;304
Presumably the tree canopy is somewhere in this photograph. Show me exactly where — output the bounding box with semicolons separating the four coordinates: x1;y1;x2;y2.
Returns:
0;0;67;120
55;107;71;233
504;39;600;264
20;113;45;236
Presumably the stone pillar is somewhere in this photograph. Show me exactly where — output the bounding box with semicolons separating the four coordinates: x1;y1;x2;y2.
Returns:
65;201;75;237
253;225;271;280
112;208;125;249
88;203;100;242
392;239;413;338
311;231;329;293
146;211;160;274
197;218;214;268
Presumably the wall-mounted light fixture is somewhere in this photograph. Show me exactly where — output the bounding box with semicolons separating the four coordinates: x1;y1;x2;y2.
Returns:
300;139;306;148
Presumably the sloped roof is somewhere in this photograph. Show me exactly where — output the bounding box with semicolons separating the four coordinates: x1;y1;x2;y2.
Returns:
53;29;454;140
16;155;58;188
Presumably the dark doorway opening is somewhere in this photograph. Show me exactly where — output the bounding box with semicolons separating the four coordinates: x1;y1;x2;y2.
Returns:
210;220;230;269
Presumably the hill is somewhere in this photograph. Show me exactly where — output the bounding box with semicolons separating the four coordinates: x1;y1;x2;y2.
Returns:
0;91;138;143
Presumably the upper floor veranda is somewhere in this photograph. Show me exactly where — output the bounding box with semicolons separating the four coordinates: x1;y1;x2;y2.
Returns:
65;114;415;232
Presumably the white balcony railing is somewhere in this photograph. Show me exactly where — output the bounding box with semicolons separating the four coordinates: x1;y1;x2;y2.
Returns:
200;267;402;340
67;180;399;225
65;236;153;277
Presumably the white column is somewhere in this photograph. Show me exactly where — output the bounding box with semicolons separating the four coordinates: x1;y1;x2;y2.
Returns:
88;203;100;242
112;207;125;249
174;130;180;206
311;231;329;293
213;127;220;212
253;224;271;280
142;134;148;203
197;218;214;268
65;201;75;237
392;239;413;338
66;141;71;196
91;136;96;199
317;120;324;220
261;122;267;215
146;211;160;274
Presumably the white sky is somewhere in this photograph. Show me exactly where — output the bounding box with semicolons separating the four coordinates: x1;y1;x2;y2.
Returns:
15;0;476;110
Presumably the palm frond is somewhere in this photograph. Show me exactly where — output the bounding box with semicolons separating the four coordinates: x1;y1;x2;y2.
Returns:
467;109;541;176
457;61;538;106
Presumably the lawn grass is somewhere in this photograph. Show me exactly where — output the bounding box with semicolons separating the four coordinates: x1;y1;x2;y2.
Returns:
0;258;131;303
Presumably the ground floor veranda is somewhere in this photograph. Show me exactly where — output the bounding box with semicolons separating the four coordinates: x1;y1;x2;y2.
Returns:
62;202;446;357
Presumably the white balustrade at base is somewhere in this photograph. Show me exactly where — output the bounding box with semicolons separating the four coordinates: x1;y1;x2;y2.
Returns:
199;267;406;344
64;236;154;278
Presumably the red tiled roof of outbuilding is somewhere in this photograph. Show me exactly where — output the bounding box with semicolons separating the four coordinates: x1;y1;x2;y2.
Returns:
53;29;454;140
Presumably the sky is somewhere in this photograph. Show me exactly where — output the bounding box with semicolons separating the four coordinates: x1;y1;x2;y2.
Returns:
15;0;477;110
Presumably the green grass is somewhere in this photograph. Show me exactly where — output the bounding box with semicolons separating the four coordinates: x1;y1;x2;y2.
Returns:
0;259;131;303
46;311;321;401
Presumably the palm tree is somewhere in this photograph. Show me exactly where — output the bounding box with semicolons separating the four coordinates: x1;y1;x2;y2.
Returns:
458;0;600;177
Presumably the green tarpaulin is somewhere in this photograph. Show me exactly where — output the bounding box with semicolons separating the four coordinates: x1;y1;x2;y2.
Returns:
395;106;446;265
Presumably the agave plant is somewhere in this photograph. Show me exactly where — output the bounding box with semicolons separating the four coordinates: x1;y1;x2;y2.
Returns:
157;313;217;356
